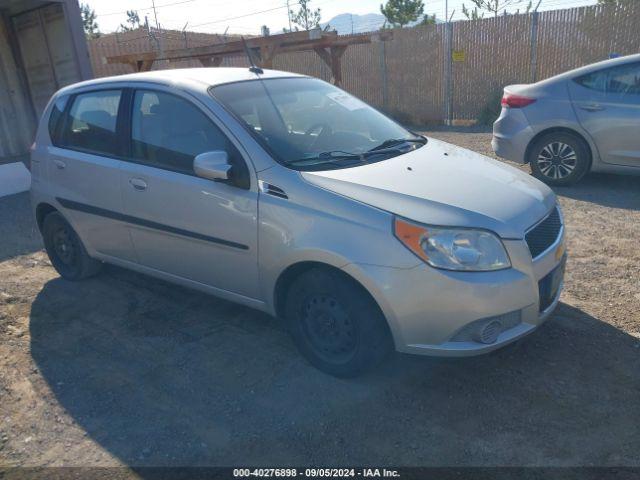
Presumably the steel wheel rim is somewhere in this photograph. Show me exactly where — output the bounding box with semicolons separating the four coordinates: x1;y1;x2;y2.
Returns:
537;142;577;180
52;226;76;266
301;294;357;363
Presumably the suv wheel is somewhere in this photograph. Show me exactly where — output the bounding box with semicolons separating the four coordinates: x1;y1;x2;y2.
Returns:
42;212;102;280
528;132;590;186
284;268;392;378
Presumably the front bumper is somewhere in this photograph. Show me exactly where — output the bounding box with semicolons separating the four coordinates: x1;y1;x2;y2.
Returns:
342;232;566;357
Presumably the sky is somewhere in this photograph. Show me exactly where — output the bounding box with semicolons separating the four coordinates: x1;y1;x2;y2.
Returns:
86;0;599;35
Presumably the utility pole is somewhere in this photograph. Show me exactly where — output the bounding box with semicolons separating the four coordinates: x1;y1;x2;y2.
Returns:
350;14;354;34
286;0;292;31
150;0;164;67
151;0;159;30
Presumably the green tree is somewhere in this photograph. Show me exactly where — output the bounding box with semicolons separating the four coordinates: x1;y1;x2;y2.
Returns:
120;10;142;32
380;0;424;28
462;4;484;20
462;0;531;19
419;13;437;25
289;0;321;31
80;3;100;39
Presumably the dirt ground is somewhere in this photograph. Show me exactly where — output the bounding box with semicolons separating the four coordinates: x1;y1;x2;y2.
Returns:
1;128;639;471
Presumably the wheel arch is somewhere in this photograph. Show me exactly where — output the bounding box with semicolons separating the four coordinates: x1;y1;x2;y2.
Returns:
35;202;59;232
525;126;594;169
273;261;387;328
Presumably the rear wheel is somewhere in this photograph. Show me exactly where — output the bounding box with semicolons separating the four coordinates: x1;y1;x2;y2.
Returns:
528;132;590;186
284;267;392;378
42;212;102;281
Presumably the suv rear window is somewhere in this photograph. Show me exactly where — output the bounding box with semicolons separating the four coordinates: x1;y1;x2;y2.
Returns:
60;90;122;157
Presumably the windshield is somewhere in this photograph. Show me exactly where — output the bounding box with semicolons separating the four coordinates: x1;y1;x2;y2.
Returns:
210;77;424;170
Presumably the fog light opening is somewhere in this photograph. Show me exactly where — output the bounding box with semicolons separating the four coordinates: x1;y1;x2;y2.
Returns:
475;320;502;344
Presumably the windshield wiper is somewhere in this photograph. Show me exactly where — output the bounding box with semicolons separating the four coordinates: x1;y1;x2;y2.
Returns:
369;137;427;152
287;139;426;167
286;151;363;167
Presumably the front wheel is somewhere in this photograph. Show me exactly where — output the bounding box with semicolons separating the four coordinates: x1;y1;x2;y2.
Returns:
528;132;590;186
284;268;392;378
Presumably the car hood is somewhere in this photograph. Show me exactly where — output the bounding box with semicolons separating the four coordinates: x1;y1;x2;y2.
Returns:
301;137;556;239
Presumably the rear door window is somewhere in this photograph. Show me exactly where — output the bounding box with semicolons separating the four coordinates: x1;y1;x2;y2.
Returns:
607;63;640;96
574;63;640;97
60;90;122;156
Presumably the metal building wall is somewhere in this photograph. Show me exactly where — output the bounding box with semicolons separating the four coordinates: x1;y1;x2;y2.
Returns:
0;15;35;159
0;0;92;161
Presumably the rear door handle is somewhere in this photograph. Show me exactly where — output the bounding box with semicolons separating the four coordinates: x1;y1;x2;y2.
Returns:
579;103;605;112
53;159;66;169
129;178;148;191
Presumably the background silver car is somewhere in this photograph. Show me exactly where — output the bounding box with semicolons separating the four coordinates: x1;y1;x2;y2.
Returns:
493;54;640;186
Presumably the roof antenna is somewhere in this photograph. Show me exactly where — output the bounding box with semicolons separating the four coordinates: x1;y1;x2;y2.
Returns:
241;36;263;74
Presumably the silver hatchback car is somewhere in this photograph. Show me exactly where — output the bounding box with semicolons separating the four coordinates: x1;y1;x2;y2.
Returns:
32;68;566;377
493;54;640;186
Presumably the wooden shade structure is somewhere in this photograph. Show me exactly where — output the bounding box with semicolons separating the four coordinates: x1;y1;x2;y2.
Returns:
106;29;392;86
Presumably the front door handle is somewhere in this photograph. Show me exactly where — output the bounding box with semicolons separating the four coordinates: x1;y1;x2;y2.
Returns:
579;103;605;112
129;178;148;191
53;159;66;169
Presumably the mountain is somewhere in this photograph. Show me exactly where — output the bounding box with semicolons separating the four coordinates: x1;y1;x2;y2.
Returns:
321;13;386;34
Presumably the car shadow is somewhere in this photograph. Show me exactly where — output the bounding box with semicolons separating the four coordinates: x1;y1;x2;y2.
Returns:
30;267;640;468
554;172;640;210
0;192;43;262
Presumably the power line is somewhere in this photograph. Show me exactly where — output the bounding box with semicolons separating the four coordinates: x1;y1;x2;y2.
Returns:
95;0;196;17
181;0;340;31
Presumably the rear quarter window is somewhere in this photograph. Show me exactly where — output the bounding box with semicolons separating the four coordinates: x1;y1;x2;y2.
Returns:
48;95;69;146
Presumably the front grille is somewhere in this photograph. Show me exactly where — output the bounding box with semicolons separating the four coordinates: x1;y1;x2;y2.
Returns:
525;207;562;259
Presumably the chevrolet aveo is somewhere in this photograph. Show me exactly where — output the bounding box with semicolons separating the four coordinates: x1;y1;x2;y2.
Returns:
31;68;566;377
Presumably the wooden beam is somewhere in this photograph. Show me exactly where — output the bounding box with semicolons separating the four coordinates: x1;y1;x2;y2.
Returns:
329;46;347;86
132;58;155;72
313;47;332;68
107;30;393;73
259;43;280;69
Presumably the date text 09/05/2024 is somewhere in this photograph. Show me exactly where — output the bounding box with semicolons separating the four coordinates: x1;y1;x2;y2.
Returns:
233;468;401;478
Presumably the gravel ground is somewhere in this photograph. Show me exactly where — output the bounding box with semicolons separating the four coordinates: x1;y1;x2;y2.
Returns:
1;128;639;471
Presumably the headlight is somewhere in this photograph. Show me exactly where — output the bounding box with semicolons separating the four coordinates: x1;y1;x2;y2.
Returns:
394;217;511;271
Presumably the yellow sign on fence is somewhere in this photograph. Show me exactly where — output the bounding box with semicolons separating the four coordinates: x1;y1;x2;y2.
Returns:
452;50;466;62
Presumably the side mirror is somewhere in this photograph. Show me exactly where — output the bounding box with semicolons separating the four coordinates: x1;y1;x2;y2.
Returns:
194;151;232;181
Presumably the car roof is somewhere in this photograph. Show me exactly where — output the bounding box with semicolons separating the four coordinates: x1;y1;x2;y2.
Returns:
56;67;307;95
539;53;640;85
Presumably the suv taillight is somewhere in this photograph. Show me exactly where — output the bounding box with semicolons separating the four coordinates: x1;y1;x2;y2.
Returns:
501;93;536;108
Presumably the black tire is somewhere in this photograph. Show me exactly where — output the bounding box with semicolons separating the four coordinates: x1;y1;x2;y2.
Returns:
284;267;392;378
42;212;102;281
528;132;590;186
